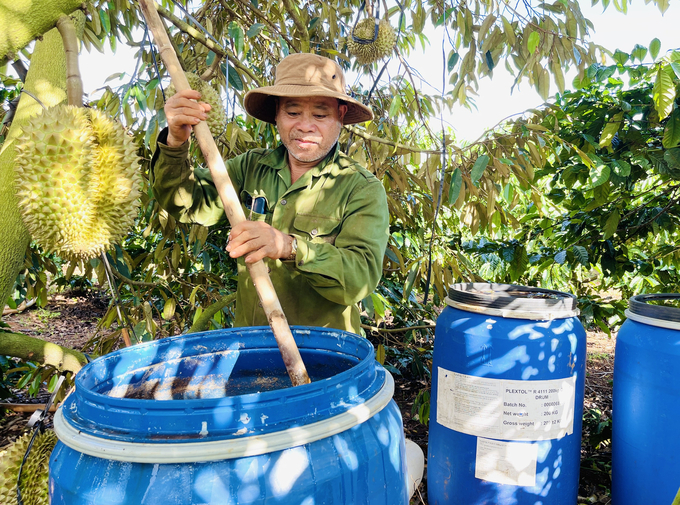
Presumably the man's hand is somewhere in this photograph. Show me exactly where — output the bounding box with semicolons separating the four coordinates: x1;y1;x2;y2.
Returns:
164;89;212;147
227;221;295;264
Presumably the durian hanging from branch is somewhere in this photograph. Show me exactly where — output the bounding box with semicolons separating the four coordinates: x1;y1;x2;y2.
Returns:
13;13;141;262
347;0;397;65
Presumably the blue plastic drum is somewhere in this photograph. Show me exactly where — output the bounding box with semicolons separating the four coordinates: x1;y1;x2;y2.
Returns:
49;327;408;504
613;294;680;505
428;283;586;505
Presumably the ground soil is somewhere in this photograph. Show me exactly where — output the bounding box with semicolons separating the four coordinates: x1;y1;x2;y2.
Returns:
0;291;615;504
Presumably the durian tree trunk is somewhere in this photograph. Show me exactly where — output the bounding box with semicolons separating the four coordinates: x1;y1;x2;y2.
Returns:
0;333;86;373
0;25;73;313
0;0;83;64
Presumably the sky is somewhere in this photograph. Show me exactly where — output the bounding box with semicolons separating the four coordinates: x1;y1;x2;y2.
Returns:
78;1;680;143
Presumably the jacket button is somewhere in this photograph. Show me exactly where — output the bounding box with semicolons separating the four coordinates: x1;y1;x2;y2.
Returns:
298;260;304;266
310;228;318;236
280;199;287;205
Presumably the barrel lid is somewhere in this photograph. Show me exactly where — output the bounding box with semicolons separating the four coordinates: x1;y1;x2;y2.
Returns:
446;283;579;320
626;293;680;327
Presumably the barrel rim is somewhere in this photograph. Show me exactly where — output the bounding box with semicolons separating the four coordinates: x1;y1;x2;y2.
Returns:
60;327;386;443
53;372;395;463
628;293;680;323
447;283;578;318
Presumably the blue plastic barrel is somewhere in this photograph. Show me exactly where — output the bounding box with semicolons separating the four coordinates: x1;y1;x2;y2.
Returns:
428;283;586;505
49;327;408;504
613;294;680;505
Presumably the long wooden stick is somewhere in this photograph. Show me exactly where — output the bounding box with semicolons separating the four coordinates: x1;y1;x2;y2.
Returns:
138;0;310;386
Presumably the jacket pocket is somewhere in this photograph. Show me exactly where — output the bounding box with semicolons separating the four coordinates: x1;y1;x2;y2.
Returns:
293;214;340;244
240;190;269;222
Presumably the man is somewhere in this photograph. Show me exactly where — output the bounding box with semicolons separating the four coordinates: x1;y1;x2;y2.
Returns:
151;53;389;334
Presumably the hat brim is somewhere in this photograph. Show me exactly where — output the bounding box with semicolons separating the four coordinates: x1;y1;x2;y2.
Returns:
244;85;373;125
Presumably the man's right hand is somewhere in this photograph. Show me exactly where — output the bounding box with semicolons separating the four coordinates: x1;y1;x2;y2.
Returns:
164;89;212;147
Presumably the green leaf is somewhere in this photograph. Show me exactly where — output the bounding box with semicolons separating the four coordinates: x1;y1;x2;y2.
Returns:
403;261;420;302
527;31;540;53
603;209;620;240
554;250;567;264
162;298;176;320
447;51;460;72
279;35;289;56
573;246;589;267
229;23;244;54
225;64;244;91
612;160;631;177
485;50;494;71
590;163;611;187
613;50;629;66
99;10;111;34
631;44;648;62
599;112;624;148
664;148;680;170
371;293;385;319
247;23;265;38
362;295;375;319
389;95;402;118
650;38;661;60
47;374;59;393
656;0;670;14
448;168;463;205
385;247;399;263
653;65;675;120
670;62;680;80
471;155;489;185
375;344;386;365
663;109;680;149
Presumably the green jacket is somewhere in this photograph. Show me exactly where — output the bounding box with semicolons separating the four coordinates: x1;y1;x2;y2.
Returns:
150;129;389;334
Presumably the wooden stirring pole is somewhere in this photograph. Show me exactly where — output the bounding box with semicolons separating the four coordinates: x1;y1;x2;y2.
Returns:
139;0;311;386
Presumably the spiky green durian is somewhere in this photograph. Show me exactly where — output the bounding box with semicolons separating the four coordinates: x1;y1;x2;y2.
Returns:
166;72;227;138
0;430;58;505
348;18;397;65
14;105;141;261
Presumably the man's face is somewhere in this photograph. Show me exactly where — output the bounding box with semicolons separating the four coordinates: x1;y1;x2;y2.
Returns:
275;96;347;166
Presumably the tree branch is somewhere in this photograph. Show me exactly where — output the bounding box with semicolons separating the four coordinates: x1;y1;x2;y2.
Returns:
110;267;162;288
344;125;441;154
222;0;299;52
0;332;87;373
56;14;83;107
155;3;262;86
188;292;236;333
279;0;310;51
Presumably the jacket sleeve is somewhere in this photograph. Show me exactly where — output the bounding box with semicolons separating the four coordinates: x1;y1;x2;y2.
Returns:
292;177;389;306
150;128;243;226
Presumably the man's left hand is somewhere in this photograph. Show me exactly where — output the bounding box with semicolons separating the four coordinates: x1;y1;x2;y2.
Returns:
227;221;294;264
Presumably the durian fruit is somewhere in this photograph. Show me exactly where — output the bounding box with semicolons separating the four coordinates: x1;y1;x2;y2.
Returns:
14;105;141;261
0;430;58;505
166;72;227;138
347;17;397;65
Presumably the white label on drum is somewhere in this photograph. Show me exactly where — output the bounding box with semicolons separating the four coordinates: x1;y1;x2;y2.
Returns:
475;437;538;487
436;368;575;441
